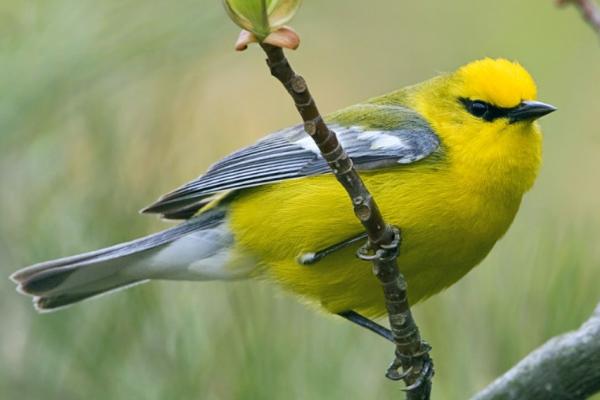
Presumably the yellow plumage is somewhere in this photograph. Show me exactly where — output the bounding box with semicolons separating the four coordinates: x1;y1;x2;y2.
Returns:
228;58;543;317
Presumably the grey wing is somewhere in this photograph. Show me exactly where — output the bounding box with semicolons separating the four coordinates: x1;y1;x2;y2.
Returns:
142;106;440;219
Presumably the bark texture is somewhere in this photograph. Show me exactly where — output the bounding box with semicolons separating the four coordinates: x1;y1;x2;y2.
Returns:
473;303;600;400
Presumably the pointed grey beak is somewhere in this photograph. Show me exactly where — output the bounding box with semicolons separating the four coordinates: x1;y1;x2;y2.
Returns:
508;101;556;123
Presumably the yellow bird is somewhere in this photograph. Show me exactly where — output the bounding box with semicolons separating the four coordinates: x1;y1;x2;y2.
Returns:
11;58;555;328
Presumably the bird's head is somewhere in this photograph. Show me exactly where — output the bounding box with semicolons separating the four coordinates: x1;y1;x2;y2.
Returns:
409;58;555;191
452;58;555;126
415;58;556;135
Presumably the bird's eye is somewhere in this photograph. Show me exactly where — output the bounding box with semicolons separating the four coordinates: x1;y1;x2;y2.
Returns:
469;101;489;118
460;98;511;122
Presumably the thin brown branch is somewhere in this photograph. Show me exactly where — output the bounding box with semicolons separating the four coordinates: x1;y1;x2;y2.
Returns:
557;0;600;36
258;43;433;399
473;302;600;400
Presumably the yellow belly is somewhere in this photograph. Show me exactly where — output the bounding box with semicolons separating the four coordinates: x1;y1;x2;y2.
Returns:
228;163;523;318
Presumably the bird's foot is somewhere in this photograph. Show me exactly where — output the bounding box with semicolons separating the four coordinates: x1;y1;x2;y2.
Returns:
386;341;434;393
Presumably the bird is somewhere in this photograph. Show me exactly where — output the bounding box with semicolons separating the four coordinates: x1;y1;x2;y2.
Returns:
11;58;555;332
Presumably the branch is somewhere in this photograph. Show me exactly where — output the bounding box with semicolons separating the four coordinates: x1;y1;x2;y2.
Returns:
258;43;433;399
557;0;600;36
472;302;600;400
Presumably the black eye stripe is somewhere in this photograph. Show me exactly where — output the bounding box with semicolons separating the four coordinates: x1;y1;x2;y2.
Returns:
460;98;513;122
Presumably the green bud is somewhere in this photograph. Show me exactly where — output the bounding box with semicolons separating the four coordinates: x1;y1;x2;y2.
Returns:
223;0;302;41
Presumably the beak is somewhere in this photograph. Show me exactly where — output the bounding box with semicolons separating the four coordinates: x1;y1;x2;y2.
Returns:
508;101;556;123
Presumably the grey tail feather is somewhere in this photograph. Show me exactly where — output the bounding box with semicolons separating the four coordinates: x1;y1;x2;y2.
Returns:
11;208;226;312
32;280;148;313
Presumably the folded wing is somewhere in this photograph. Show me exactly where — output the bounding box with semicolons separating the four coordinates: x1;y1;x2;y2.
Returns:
142;105;440;219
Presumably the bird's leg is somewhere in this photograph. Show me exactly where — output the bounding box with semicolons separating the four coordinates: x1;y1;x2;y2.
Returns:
338;310;395;343
340;310;433;387
297;232;368;265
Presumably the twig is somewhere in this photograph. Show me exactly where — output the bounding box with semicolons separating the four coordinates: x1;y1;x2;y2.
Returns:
258;43;433;399
557;0;600;36
472;302;600;400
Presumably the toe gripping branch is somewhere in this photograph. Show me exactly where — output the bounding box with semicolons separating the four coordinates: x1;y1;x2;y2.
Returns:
357;227;434;395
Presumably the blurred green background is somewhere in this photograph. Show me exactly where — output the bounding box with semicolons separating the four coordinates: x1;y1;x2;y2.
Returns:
1;1;599;399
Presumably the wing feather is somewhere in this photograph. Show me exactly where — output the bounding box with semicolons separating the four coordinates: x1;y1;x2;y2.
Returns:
142;105;440;219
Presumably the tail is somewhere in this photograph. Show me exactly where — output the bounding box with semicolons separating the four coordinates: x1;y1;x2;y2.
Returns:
10;208;248;312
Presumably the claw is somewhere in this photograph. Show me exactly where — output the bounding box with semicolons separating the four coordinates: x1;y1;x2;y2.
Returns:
356;242;377;261
386;365;413;381
403;375;425;392
401;357;434;392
